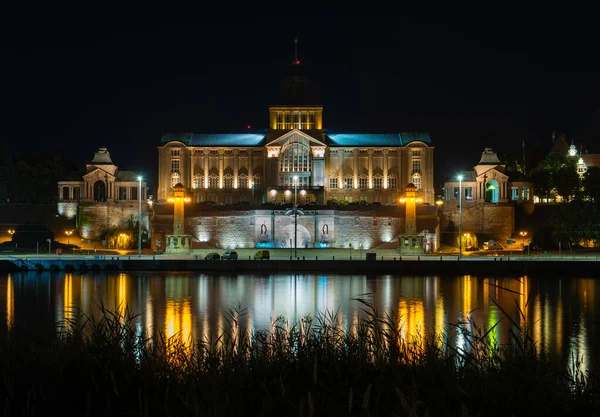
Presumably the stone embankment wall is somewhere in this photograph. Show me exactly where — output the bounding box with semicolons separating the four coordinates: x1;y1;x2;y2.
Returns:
441;202;514;242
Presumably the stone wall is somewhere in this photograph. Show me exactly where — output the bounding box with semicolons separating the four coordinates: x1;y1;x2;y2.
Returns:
77;202;150;240
441;201;514;243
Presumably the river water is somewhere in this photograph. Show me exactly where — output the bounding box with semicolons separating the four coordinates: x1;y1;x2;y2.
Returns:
0;272;598;371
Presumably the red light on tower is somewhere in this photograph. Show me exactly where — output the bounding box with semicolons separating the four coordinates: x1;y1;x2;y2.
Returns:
293;60;301;65
247;124;251;129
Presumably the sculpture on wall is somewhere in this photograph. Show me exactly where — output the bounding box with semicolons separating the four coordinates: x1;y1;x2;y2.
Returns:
322;223;328;235
260;223;268;235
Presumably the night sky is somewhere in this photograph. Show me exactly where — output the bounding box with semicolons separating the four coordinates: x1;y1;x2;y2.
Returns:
2;5;599;190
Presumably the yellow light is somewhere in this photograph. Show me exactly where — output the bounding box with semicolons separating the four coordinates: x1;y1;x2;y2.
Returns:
184;197;191;203
416;198;423;204
399;198;406;203
435;200;443;206
167;198;174;203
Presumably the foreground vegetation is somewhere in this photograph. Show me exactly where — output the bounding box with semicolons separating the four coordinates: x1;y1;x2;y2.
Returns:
0;302;598;417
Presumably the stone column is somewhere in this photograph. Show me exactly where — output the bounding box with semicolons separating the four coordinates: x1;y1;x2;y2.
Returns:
368;150;374;189
233;149;239;188
218;150;224;189
353;149;359;189
190;152;195;188
57;185;61;200
204;151;209;188
383;150;389;189
338;150;344;188
248;151;253;186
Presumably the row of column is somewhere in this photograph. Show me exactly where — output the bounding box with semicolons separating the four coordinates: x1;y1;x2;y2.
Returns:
191;150;255;189
338;150;391;189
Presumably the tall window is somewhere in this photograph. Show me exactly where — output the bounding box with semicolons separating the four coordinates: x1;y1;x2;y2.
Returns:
388;175;397;189
119;187;127;200
73;187;80;200
252;175;262;189
445;187;451;201
209;175;218;189
465;187;473;200
412;159;421;173
193;174;203;189
130;187;138;200
238;174;248;189
280;141;311;172
412;173;421;189
412;149;421;157
359;176;368;189
344;176;353;189
62;186;70;200
373;175;383;189
224;174;233;189
171;159;180;173
171;172;180;187
329;178;338;189
453;187;459;199
522;187;529;200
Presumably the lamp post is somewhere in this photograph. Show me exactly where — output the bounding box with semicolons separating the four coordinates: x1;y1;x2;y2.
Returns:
458;175;463;259
293;176;298;257
519;231;528;256
137;176;142;257
65;230;72;246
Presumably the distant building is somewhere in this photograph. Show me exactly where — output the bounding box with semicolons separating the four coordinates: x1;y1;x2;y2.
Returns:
440;148;533;244
57;147;149;244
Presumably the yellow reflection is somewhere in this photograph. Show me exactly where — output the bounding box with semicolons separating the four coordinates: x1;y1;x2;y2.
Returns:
164;298;193;358
434;295;445;350
398;299;425;357
117;273;127;320
64;274;73;323
463;275;472;320
6;275;14;331
519;276;529;327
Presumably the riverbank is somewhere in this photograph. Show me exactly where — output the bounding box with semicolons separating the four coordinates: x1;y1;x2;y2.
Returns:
0;305;596;416
2;254;600;275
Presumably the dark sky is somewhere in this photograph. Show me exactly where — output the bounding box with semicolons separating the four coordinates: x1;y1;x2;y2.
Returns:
2;5;599;189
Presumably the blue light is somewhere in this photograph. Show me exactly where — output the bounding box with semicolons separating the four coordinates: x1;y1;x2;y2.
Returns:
256;242;273;248
317;242;329;248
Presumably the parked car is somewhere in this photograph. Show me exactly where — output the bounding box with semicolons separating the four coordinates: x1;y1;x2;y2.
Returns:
205;252;221;260
254;250;270;260
222;250;238;260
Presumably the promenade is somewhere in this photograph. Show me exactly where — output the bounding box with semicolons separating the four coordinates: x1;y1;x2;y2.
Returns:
2;248;600;275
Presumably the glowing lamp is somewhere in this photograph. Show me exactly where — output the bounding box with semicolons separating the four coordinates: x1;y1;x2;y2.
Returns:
167;198;174;203
184;197;191;203
399;198;406;203
416;198;423;204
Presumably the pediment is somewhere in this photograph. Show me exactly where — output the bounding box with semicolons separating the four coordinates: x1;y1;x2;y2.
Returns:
265;129;327;148
476;167;508;181
83;167;116;181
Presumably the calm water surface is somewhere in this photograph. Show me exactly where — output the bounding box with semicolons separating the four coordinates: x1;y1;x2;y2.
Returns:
1;272;598;371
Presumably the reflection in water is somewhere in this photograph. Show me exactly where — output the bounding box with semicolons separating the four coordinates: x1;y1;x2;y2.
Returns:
6;275;13;331
0;272;598;373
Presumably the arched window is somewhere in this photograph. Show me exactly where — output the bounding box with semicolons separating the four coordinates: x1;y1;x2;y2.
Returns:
388;174;397;189
208;175;219;189
224;174;233;189
280;139;311;172
170;172;180;187
344;175;353;189
373;175;383;189
238;174;248;189
252;175;262;189
193;174;203;189
412;173;421;189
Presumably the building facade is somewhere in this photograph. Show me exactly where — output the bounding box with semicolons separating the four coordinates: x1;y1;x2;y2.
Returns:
157;62;434;207
440;148;533;244
152;61;436;250
57;147;150;244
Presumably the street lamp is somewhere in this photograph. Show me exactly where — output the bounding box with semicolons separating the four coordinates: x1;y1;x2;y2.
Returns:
65;230;73;245
519;231;528;255
458;175;463;259
137;176;142;257
293;176;298;256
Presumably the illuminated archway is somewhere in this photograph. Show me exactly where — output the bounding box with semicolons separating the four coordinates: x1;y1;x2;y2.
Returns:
485;179;499;203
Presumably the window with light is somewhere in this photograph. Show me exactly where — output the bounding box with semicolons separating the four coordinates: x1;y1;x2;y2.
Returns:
224;174;233;189
329;178;338;189
373;175;383;189
193;174;203;189
412;173;421;189
359;176;368;189
388;175;397;189
171;172;180;187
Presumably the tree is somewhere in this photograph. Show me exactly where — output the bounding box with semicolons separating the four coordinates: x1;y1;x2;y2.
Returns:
582;166;600;202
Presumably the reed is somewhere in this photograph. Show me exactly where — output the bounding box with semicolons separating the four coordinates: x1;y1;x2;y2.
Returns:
0;298;598;416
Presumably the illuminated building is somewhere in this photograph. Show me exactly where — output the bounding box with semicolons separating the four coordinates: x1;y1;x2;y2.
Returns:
57;147;149;241
440;148;533;243
152;59;436;250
